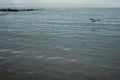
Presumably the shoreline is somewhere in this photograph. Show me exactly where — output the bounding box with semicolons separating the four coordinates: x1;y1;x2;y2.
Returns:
0;8;44;12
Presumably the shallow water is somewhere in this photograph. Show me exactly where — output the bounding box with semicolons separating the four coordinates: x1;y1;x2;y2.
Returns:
0;8;120;80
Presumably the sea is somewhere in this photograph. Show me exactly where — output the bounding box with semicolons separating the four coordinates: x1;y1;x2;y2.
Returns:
0;8;120;80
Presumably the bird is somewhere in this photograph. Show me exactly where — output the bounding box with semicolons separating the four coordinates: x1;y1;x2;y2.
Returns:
89;18;101;23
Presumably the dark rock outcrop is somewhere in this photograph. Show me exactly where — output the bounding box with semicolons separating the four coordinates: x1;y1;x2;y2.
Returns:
0;8;37;12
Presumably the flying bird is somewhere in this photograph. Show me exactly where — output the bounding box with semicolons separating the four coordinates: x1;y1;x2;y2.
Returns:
89;18;101;23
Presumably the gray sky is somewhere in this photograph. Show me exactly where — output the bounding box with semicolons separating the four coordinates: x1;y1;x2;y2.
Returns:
0;0;120;7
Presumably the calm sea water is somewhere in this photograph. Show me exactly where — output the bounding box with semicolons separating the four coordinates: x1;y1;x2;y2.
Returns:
0;8;120;80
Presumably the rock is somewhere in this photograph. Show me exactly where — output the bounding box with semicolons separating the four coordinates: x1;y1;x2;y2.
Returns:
0;8;40;12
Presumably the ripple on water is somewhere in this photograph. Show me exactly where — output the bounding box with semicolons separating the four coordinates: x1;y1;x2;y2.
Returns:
36;55;45;59
84;58;94;61
47;57;64;60
68;59;78;62
0;57;4;59
26;71;35;74
63;48;71;51
0;49;11;52
11;51;24;54
101;65;120;70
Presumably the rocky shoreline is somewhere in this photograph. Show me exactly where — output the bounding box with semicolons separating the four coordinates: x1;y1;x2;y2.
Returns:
0;8;43;12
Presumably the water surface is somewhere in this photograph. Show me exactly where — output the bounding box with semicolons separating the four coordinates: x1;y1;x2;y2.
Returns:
0;8;120;80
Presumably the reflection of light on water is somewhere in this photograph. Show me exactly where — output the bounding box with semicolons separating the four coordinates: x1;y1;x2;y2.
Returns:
101;65;120;70
0;57;4;59
68;59;77;62
63;48;71;51
0;49;11;52
84;58;93;61
26;71;35;74
56;46;72;51
47;57;64;60
12;51;23;54
36;55;45;59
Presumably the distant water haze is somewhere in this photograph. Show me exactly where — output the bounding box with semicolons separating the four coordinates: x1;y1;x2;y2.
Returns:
0;0;120;7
